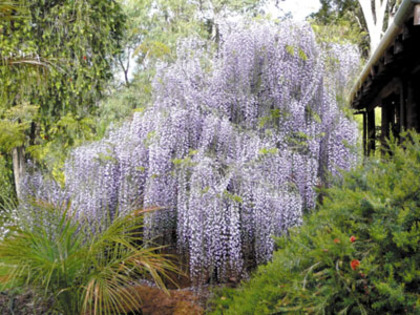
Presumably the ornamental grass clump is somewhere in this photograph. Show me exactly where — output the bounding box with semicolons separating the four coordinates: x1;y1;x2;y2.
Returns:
210;132;420;314
0;200;178;315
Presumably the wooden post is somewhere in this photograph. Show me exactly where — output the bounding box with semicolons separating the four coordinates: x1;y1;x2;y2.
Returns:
367;109;376;155
413;74;420;132
406;79;415;130
381;101;389;152
395;92;401;137
363;111;367;156
400;79;406;133
381;95;398;154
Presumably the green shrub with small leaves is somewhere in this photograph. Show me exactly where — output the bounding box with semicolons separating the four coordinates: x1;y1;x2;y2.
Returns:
211;132;420;315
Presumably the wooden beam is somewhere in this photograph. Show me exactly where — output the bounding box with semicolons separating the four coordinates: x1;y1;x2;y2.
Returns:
367;77;402;112
414;4;420;25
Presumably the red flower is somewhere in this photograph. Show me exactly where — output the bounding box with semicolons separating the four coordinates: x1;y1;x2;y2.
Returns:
333;238;340;244
83;56;87;60
350;235;356;243
350;259;360;270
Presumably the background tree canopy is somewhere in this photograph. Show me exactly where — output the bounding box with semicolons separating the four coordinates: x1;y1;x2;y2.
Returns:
311;0;403;54
0;0;125;197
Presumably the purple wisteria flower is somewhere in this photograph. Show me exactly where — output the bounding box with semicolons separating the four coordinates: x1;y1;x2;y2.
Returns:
21;21;360;284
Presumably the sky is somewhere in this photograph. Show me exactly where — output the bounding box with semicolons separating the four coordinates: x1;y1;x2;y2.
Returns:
264;0;322;21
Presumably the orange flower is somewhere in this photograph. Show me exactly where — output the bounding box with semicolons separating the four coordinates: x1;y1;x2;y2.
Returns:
350;235;356;243
333;238;340;244
350;259;360;270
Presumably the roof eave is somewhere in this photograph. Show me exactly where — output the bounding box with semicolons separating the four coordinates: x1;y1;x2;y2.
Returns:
349;0;416;109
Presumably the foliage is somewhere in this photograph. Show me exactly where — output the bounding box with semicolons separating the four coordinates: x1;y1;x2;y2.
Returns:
312;19;368;51
0;201;178;315
118;0;262;93
0;0;126;189
311;0;403;55
1;0;125;115
95;85;147;139
23;21;361;284
0;103;39;152
0;154;15;213
210;132;420;314
311;0;361;24
310;0;369;55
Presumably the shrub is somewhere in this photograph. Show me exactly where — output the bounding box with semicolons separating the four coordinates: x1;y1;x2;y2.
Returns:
210;132;420;314
0;202;178;315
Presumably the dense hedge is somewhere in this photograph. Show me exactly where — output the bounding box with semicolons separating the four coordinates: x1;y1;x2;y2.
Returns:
211;133;420;314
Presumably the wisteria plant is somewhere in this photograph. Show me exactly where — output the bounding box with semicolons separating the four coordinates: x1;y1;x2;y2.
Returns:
22;20;360;284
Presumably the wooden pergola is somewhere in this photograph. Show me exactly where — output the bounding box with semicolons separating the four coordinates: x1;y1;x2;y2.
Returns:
350;0;420;155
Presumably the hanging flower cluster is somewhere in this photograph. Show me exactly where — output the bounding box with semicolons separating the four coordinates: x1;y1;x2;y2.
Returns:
22;21;360;284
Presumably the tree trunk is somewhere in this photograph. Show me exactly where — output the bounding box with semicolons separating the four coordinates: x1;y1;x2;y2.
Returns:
12;146;25;200
359;0;389;53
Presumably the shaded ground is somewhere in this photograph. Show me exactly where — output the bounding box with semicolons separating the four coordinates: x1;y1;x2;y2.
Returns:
0;285;208;315
0;289;53;315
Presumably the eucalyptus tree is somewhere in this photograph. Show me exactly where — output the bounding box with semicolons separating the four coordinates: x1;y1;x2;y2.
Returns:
312;0;402;53
358;0;401;52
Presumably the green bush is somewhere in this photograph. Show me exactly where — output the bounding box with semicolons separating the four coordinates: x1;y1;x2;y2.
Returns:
0;154;14;204
0;201;178;315
211;132;420;314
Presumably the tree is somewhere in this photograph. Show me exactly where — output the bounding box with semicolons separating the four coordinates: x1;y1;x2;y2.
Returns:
25;21;361;284
0;0;50;199
359;0;389;52
312;0;402;54
117;0;262;88
0;0;125;198
312;0;360;23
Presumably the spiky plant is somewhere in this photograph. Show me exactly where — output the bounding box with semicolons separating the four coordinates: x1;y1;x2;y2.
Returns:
0;201;178;315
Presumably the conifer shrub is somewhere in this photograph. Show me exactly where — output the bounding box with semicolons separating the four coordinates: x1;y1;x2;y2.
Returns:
210;132;420;314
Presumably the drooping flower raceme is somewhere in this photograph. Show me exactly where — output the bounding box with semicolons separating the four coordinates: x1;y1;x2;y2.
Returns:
23;21;360;284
